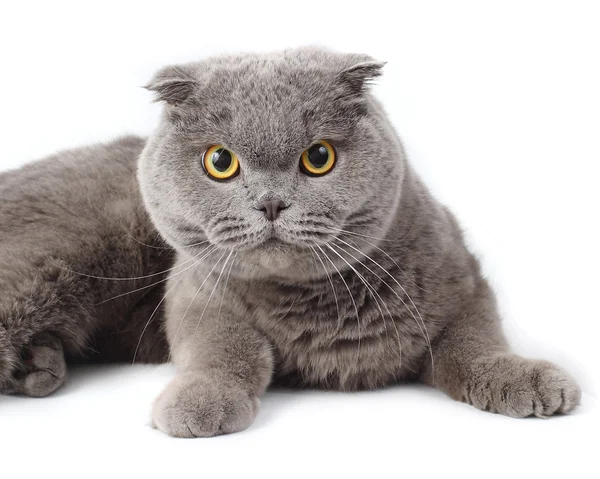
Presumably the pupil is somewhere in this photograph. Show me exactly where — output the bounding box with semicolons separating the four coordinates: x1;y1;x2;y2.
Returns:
212;149;232;171
307;144;329;168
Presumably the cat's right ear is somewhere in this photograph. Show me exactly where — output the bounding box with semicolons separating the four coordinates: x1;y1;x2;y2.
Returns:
144;65;197;106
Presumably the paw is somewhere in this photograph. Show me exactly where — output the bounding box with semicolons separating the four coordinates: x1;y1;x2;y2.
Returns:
11;334;67;397
152;372;259;437
467;356;581;418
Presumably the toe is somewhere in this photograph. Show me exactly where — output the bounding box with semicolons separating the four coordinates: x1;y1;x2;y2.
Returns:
18;370;65;397
12;341;67;397
559;383;582;414
27;344;67;378
471;356;582;418
219;396;258;434
532;363;581;416
152;373;259;438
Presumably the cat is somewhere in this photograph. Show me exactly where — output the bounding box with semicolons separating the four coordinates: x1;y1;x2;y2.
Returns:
0;47;580;437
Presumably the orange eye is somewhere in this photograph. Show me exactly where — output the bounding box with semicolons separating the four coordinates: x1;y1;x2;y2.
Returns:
300;140;336;176
202;145;240;180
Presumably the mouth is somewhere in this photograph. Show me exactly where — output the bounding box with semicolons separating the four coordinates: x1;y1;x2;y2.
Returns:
262;234;287;244
194;219;339;255
252;235;300;252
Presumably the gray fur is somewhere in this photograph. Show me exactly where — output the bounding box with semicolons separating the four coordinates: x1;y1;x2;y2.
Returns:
0;136;172;394
0;48;580;436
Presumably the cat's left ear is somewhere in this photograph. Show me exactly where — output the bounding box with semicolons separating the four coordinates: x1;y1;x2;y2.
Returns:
144;64;198;106
337;59;387;94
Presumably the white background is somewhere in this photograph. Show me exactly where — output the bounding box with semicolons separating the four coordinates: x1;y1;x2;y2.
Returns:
0;1;598;477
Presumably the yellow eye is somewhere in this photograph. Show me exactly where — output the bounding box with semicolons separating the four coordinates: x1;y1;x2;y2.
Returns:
202;145;240;181
300;140;336;176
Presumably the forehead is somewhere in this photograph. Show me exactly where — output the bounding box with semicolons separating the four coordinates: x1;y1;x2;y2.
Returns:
205;56;333;118
203;50;340;92
192;55;350;156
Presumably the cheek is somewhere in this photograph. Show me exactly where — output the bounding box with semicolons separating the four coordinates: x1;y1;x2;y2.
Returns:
291;177;356;220
334;160;378;210
329;152;400;217
191;180;256;226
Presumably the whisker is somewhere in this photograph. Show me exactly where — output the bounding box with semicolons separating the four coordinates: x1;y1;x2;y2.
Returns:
309;245;342;329
326;243;400;361
124;232;172;250
167;249;227;362
95;246;215;305
315;245;361;356
328;243;402;367
217;251;238;323
118;218;173;250
333;237;433;381
328;226;395;243
306;244;321;277
131;275;184;365
52;241;209;282
278;298;298;324
327;244;390;324
334;236;430;340
341;233;425;292
191;250;234;341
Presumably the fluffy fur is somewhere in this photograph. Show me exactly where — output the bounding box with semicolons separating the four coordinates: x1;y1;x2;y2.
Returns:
0;48;580;435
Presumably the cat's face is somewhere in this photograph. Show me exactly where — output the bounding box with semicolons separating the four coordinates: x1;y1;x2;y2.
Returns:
139;48;405;279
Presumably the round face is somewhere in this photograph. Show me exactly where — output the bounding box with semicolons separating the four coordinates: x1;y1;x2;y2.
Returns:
138;48;405;280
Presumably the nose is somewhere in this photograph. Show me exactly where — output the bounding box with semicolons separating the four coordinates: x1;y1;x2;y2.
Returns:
257;197;287;221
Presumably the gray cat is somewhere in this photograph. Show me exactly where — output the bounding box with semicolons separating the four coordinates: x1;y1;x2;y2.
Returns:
0;48;580;437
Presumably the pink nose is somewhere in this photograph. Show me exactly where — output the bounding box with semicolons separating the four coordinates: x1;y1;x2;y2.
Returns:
258;198;287;221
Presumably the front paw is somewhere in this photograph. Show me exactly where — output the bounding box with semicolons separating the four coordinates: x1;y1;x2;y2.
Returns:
152;372;259;437
467;356;581;418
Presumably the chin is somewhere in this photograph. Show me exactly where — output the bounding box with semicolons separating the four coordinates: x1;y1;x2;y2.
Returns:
238;239;309;276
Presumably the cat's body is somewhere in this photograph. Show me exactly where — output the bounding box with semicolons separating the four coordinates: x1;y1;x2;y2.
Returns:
0;137;171;394
0;48;580;435
197;161;474;391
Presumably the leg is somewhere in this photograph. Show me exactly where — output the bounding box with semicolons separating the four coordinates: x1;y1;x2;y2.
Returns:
152;278;274;437
421;281;581;417
0;257;97;395
0;136;172;392
0;253;171;395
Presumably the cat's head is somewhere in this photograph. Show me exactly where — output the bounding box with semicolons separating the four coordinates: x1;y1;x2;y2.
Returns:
138;47;405;278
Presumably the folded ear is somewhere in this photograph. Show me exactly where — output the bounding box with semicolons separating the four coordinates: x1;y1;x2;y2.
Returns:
144;64;197;105
337;59;386;94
